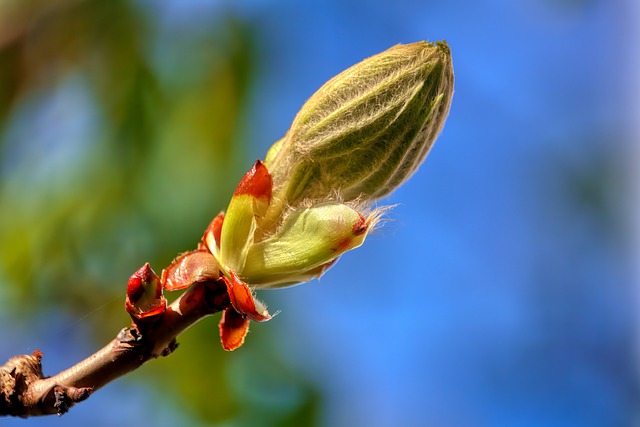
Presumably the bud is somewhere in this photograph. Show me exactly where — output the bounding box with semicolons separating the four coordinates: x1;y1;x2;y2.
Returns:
159;41;454;351
239;202;371;288
265;40;454;206
126;263;166;320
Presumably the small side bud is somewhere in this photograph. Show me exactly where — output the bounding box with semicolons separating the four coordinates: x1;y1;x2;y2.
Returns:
126;263;166;320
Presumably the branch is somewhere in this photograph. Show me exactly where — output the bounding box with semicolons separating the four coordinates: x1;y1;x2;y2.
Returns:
0;280;230;417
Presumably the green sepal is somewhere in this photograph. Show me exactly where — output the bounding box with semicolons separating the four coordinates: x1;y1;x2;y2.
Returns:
219;193;256;273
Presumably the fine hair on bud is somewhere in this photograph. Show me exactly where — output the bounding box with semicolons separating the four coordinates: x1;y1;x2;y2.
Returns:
265;40;454;206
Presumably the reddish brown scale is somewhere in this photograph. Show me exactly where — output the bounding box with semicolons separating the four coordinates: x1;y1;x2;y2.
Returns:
352;213;368;235
198;213;224;252
66;386;93;402
127;276;144;302
222;271;271;322
333;214;368;252
126;301;166;319
211;212;224;248
161;250;219;291
233;159;273;202
219;307;250;351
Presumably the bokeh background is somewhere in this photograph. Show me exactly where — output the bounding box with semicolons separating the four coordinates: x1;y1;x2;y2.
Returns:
1;0;638;426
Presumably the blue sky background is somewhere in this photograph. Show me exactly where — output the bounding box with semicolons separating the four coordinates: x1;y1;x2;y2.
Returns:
1;0;638;426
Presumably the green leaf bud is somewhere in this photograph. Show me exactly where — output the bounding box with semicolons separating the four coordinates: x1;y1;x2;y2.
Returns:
265;40;454;205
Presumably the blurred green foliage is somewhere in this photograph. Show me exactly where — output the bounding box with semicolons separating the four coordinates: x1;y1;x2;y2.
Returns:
0;1;319;424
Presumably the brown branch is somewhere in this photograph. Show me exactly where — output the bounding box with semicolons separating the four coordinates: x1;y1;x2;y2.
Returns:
0;280;230;417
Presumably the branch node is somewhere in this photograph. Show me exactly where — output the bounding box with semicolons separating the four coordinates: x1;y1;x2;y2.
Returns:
116;327;141;344
161;340;179;357
51;385;92;416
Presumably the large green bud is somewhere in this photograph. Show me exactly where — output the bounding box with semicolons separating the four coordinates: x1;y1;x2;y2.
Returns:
265;40;454;205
